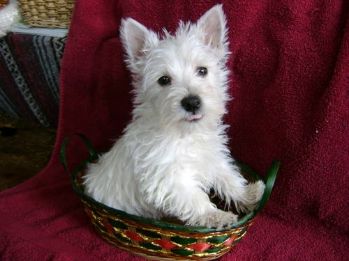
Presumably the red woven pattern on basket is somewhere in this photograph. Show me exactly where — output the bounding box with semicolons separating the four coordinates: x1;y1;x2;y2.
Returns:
124;230;144;242
187;242;211;252
96;215;246;255
223;235;238;246
102;219;115;234
153;239;177;250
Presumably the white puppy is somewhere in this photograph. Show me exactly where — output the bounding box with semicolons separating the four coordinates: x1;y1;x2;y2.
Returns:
84;5;265;228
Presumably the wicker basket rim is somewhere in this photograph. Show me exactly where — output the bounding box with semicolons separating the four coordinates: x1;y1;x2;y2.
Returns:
70;157;279;233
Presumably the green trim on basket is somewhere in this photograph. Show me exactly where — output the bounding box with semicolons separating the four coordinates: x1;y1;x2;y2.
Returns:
255;161;280;213
136;228;162;239
60;134;280;233
139;242;163;251
114;233;131;244
108;219;128;230
205;246;224;253
206;235;230;244
170;236;197;245
171;248;195;256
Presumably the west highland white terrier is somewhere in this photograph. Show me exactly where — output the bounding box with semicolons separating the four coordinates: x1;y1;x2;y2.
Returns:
84;4;265;229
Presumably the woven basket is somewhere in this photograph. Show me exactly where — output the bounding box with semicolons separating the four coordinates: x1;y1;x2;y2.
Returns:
0;0;8;9
61;135;279;260
19;0;74;28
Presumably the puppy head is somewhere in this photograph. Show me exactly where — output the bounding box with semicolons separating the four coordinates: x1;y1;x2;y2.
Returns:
120;5;230;132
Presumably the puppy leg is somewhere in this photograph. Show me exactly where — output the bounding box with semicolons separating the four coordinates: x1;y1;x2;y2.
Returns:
213;163;265;213
176;189;238;228
143;181;237;228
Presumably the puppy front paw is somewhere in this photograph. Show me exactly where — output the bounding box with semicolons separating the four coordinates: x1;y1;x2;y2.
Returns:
188;209;238;229
238;180;265;212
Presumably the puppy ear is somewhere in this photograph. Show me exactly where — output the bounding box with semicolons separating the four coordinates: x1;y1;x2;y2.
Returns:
197;4;228;56
120;18;158;65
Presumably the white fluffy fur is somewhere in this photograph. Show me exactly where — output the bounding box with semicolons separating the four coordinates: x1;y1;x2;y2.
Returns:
84;5;265;228
0;1;19;37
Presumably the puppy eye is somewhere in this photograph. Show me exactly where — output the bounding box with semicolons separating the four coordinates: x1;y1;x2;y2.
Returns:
157;75;171;86
196;66;208;77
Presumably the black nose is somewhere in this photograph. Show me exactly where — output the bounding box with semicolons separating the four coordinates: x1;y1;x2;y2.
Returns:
181;95;201;113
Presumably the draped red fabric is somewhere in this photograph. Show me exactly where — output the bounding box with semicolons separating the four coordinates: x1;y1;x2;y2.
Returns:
1;1;348;260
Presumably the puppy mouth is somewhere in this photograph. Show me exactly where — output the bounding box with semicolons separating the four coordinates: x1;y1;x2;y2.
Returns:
184;113;203;122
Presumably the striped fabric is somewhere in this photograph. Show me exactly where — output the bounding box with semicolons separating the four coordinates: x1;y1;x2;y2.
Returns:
0;33;65;127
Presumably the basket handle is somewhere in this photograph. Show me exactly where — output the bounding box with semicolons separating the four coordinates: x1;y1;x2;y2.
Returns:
235;161;280;226
255;161;280;213
59;133;98;174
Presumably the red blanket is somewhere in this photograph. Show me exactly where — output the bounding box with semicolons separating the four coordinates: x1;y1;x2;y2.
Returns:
1;1;348;260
